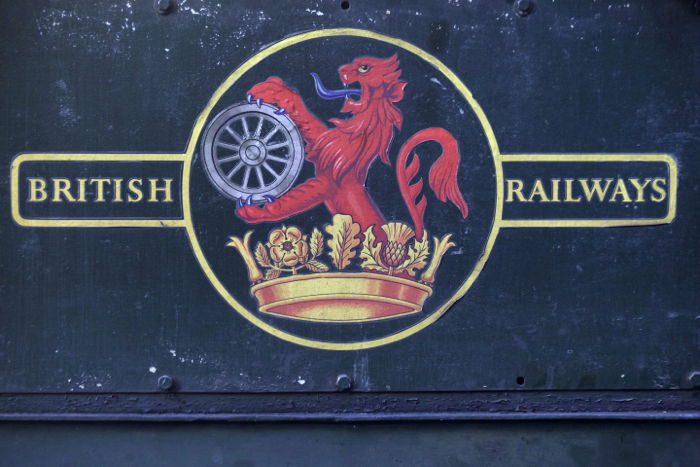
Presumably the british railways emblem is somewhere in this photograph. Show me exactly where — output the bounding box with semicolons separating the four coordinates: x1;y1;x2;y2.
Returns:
11;29;677;350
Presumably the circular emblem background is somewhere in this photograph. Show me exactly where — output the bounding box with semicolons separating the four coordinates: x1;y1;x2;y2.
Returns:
184;29;502;350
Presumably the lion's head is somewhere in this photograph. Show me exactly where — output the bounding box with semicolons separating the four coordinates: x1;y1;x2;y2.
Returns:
337;54;407;114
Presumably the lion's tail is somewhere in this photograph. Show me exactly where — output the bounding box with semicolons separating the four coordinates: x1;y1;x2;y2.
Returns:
396;128;469;240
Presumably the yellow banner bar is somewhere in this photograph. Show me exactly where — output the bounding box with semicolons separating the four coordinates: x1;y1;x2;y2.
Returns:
10;153;187;228
498;153;677;228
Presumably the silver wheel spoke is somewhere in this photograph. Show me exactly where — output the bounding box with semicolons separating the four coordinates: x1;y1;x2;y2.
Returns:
241;116;250;138
225;125;243;143
262;162;278;178
254;116;264;137
216;141;239;151
226;161;245;179
266;155;288;164
255;166;265;187
262;124;280;143
241;167;251;189
218;154;240;164
266;141;289;150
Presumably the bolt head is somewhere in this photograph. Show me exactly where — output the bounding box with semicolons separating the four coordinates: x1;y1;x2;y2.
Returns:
689;371;700;388
335;374;352;392
155;0;172;15
158;374;174;391
515;0;533;16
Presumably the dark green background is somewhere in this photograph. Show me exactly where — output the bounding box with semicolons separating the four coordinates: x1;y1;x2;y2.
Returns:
0;421;698;467
1;0;698;463
0;0;698;395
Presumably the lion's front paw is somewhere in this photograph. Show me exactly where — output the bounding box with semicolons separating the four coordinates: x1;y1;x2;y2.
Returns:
247;77;299;114
236;203;264;222
235;195;278;223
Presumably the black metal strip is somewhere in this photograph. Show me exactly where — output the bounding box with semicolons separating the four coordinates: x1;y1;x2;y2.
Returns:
1;390;697;422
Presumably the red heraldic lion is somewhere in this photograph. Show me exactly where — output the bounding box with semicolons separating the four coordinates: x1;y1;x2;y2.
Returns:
236;54;469;240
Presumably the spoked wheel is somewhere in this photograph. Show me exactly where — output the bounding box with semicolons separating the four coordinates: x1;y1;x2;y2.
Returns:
201;102;304;203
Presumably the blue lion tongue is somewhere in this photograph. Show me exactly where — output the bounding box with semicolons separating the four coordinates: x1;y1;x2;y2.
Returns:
310;72;361;100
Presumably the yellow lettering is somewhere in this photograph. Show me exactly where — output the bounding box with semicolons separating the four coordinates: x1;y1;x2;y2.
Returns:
579;178;613;202
27;178;48;202
506;179;526;202
112;178;124;202
148;178;173;202
609;179;632;203
76;178;87;202
127;178;143;202
89;178;111;202
51;178;76;202
527;179;550;202
550;179;561;202
629;178;651;202
650;178;667;202
564;179;581;202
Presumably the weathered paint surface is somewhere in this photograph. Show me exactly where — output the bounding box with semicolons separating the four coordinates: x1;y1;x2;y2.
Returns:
0;0;698;424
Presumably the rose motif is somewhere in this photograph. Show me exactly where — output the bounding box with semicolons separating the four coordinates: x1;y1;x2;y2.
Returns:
267;226;309;268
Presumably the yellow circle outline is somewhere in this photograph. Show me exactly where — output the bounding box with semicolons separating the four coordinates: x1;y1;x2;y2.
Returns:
182;28;503;350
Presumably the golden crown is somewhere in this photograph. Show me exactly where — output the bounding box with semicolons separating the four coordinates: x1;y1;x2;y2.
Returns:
227;214;455;322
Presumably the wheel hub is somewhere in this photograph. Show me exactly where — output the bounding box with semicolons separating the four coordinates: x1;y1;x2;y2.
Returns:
239;139;267;166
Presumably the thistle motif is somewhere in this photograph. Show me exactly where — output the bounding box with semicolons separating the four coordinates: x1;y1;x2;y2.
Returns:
228;214;456;284
359;222;430;277
380;223;414;274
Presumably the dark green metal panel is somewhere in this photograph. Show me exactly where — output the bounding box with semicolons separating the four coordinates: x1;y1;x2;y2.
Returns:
1;421;699;467
0;0;698;424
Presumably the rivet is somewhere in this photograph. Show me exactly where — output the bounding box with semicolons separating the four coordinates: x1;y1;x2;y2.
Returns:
158;374;174;391
155;0;173;15
689;371;700;388
335;374;352;391
515;0;534;17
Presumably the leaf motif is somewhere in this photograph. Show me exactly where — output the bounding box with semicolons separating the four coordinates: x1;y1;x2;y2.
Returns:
324;214;361;270
310;228;324;258
420;234;456;284
254;242;271;268
396;234;430;277
305;259;329;273
359;226;388;273
264;268;281;280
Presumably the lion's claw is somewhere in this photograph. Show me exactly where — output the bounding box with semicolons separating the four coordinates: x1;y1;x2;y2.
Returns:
247;77;300;115
256;98;263;108
246;93;254;104
235;195;274;215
